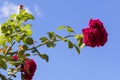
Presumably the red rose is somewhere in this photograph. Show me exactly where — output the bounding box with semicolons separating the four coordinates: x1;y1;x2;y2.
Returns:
12;54;19;67
12;54;37;80
89;19;104;29
21;59;37;80
82;19;108;47
12;54;26;60
12;54;18;60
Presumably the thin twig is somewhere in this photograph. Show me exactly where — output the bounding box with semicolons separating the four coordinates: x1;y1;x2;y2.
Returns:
5;41;15;56
64;35;75;38
8;34;75;55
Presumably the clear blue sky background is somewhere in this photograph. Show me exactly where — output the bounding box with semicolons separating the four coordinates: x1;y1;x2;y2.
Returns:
0;0;120;80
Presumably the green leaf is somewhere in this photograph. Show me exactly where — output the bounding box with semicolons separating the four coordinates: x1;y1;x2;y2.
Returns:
68;41;74;48
0;73;7;80
74;45;80;54
31;49;36;53
46;42;56;48
10;60;21;66
56;26;65;30
66;26;74;33
10;14;16;19
8;68;18;77
15;36;21;42
23;45;28;50
25;29;32;36
25;53;30;56
74;34;83;40
0;35;7;46
6;37;12;44
25;37;34;45
40;37;49;43
23;37;34;45
18;50;25;56
21;24;32;36
16;14;24;21
20;9;26;14
1;23;8;33
0;59;7;70
47;32;56;40
74;34;84;47
56;35;68;42
21;24;31;30
26;13;34;20
39;54;49;62
78;39;83;47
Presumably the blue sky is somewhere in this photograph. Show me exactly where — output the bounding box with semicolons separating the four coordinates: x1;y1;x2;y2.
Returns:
0;0;120;80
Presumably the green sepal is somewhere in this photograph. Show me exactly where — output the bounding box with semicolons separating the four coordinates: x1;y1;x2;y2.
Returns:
74;45;80;54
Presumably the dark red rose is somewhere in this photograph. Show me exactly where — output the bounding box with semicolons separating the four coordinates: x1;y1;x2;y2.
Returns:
21;59;37;80
89;19;104;29
12;54;26;60
12;54;18;60
12;54;19;67
12;54;37;80
82;19;108;47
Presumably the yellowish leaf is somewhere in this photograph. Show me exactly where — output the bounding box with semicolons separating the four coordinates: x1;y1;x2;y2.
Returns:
18;45;24;50
0;48;4;53
3;46;9;55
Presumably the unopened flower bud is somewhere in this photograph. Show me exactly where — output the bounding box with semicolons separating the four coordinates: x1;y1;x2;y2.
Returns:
20;4;23;10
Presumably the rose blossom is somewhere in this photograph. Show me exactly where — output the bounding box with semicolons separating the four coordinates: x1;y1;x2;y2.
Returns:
82;19;108;47
12;54;18;60
12;54;37;80
21;59;37;80
89;19;104;29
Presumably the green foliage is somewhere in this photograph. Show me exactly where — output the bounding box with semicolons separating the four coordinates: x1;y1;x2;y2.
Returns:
32;47;49;62
17;9;34;21
66;26;74;33
20;24;32;36
74;34;83;39
24;37;34;45
56;35;68;42
40;37;49;44
8;68;18;77
74;44;80;54
22;45;28;50
0;5;84;79
39;54;49;62
40;33;57;48
74;34;84;48
0;9;33;46
46;41;56;48
0;56;7;70
0;35;7;46
56;25;65;30
68;41;74;48
0;73;6;80
0;7;36;79
56;26;74;33
47;32;56;41
25;53;30;57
